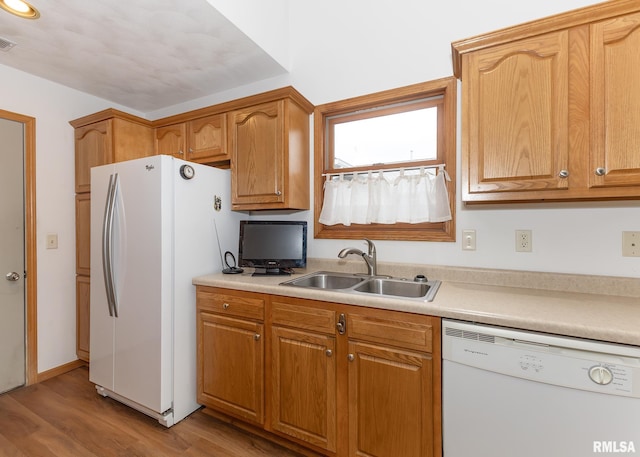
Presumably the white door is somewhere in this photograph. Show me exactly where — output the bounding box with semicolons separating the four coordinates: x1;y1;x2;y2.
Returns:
111;156;171;414
90;156;172;414
0;118;26;394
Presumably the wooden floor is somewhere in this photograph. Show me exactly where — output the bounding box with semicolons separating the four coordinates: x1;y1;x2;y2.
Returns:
0;366;303;457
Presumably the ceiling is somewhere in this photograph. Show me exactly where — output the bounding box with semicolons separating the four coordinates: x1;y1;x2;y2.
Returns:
0;0;287;112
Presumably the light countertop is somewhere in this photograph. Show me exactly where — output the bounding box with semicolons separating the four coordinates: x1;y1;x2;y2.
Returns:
193;259;640;347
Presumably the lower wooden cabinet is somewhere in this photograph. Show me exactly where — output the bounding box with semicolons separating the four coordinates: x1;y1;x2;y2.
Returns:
348;341;435;457
271;300;338;452
196;288;265;425
271;326;337;451
198;312;264;424
347;312;439;457
75;275;90;361
196;286;442;457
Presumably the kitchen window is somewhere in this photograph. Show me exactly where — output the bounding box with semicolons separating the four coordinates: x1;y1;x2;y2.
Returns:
313;77;457;241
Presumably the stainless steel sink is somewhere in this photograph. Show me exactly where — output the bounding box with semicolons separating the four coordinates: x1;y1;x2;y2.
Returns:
353;277;436;299
283;271;367;289
281;271;440;302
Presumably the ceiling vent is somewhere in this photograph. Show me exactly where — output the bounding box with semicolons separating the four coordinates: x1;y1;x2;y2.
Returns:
0;36;17;51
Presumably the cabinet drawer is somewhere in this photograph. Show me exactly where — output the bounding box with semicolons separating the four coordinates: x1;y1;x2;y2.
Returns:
197;288;264;321
347;313;433;353
271;301;336;334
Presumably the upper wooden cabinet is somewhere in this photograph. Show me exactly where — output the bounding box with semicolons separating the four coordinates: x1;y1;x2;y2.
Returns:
152;86;313;209
155;113;228;164
590;11;640;191
228;89;313;211
155;123;185;159
452;0;640;203
71;109;154;193
461;31;570;198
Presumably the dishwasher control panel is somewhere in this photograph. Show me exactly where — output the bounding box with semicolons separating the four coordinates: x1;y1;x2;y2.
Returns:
442;320;640;398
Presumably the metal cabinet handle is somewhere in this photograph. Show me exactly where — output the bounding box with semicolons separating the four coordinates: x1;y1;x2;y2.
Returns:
558;170;569;178
5;272;20;281
254;334;261;341
595;167;606;176
347;354;355;362
326;349;333;357
275;190;282;196
223;303;230;310
336;313;346;335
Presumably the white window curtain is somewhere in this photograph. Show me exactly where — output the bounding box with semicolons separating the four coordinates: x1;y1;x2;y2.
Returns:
319;167;452;226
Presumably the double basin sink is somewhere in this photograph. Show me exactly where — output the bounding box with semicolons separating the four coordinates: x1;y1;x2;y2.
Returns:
281;271;441;302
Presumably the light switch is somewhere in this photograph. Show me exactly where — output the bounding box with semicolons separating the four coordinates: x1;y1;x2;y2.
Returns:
462;229;476;251
46;234;58;249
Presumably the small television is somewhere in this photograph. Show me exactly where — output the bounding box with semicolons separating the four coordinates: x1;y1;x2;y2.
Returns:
238;220;307;276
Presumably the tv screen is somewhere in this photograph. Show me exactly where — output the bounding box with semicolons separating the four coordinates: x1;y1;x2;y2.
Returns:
238;220;307;275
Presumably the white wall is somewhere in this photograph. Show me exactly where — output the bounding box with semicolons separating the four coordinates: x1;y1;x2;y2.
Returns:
206;0;290;70
0;64;146;373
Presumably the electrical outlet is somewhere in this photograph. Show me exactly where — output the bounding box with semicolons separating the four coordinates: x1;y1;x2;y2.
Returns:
515;230;532;252
462;229;476;251
622;231;640;257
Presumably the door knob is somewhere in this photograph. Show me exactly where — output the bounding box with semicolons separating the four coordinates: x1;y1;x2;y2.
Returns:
5;272;20;281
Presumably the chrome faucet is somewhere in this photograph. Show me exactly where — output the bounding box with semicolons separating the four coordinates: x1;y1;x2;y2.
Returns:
338;238;377;276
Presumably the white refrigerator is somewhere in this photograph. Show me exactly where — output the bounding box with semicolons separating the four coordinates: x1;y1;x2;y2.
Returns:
89;155;241;427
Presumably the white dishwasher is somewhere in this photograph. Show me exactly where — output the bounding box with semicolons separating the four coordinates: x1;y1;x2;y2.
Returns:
442;319;640;457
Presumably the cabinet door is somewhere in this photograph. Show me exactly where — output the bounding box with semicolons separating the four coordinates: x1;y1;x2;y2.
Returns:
155;123;186;159
271;326;337;452
75;193;91;276
75;120;111;193
229;101;284;206
197;312;264;424
76;275;90;362
187;114;228;163
463;31;569;200
348;341;434;457
111;118;154;162
590;11;640;190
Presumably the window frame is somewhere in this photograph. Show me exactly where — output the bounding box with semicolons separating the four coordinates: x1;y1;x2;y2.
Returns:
313;77;457;242
327;97;441;171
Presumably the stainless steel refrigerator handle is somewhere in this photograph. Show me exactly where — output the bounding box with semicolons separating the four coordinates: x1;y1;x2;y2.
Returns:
101;174;112;316
109;173;120;318
101;173;115;317
102;173;119;317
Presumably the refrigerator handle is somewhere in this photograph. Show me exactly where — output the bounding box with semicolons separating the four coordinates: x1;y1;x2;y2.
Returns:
101;173;119;318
